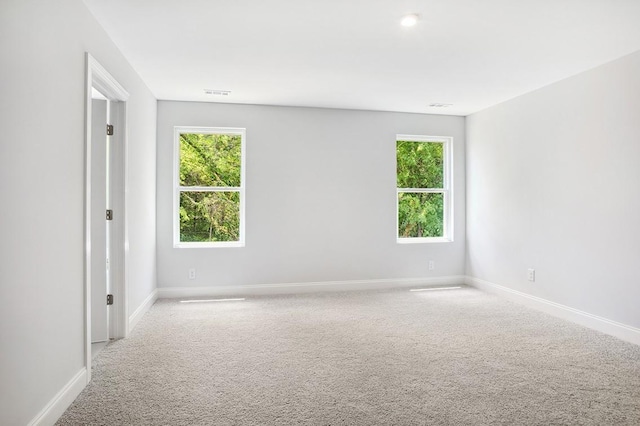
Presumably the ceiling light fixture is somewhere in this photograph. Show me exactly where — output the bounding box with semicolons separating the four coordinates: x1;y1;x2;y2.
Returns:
401;13;420;27
204;89;231;96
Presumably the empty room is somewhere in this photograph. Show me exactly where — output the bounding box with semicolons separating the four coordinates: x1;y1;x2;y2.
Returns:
1;0;640;425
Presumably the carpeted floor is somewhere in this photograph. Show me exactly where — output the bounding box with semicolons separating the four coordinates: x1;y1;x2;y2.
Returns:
57;287;640;425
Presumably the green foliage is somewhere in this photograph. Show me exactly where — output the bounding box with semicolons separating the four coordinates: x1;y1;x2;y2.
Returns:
180;133;241;187
180;192;240;242
178;134;444;241
179;133;241;242
398;192;444;237
397;141;444;238
396;141;443;188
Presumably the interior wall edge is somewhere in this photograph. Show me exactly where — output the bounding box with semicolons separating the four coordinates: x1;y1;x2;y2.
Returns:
128;289;159;333
465;276;640;346
26;368;87;426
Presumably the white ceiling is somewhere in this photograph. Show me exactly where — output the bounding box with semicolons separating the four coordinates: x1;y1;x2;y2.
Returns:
83;0;640;116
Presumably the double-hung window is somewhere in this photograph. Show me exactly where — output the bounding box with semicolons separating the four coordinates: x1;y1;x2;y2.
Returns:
396;135;453;243
174;127;245;247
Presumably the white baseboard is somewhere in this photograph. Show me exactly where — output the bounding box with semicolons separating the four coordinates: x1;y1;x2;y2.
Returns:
27;368;86;426
465;276;640;346
158;275;466;299
128;289;158;332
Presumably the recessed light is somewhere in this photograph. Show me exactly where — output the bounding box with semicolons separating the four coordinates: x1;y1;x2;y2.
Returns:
428;103;453;108
401;13;420;27
204;89;231;96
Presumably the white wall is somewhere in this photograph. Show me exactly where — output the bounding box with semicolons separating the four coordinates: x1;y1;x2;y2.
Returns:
0;1;157;424
466;50;640;329
157;102;465;289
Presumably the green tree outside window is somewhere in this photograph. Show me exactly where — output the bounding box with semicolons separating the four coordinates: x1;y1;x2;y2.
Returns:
397;140;447;239
178;132;243;243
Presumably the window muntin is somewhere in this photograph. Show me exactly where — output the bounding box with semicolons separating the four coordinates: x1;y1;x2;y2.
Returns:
396;135;452;243
174;127;245;247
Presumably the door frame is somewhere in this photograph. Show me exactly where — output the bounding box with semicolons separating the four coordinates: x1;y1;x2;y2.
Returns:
84;53;130;383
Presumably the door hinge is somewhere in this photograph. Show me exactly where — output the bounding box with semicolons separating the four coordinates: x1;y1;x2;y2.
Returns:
107;294;114;305
106;124;114;136
106;209;113;221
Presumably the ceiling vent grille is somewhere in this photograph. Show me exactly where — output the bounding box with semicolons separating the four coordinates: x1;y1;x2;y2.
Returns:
204;89;231;96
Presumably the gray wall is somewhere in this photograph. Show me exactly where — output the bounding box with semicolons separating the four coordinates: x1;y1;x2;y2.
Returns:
0;1;157;424
466;50;640;328
157;102;466;288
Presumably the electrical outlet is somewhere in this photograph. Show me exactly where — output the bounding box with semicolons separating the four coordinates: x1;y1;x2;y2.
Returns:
188;268;196;280
527;268;535;282
428;261;435;271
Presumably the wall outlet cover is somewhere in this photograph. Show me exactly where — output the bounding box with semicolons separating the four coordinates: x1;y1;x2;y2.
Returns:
527;268;535;282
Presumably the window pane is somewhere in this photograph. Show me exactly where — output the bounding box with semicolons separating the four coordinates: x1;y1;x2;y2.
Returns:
396;141;443;188
398;192;444;238
180;133;241;187
179;191;240;242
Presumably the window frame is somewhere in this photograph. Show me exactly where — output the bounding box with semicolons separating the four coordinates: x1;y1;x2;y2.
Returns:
396;134;453;244
173;126;246;248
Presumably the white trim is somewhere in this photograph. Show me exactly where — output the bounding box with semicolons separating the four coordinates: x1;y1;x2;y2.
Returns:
108;98;129;340
174;241;245;249
88;57;129;102
396;134;452;143
27;368;86;426
395;135;454;242
177;186;242;192
465;276;640;346
397;188;446;193
397;237;452;244
84;53;130;383
128;289;158;332
173;126;246;248
174;126;245;136
158;275;466;298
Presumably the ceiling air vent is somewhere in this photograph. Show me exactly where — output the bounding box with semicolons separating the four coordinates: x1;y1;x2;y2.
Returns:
204;89;231;96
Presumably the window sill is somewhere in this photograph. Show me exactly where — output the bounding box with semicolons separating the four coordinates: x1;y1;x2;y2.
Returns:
174;241;245;248
397;237;452;244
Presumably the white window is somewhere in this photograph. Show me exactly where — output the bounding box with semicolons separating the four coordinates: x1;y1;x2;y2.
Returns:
396;135;453;243
174;127;245;247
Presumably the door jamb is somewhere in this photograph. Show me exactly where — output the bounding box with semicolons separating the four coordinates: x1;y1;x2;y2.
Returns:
84;53;130;383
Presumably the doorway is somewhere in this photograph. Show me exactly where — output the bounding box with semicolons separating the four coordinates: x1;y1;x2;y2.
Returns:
84;53;129;382
90;91;109;350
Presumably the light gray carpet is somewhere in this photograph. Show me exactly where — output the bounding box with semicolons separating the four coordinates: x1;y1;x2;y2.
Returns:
57;287;640;425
